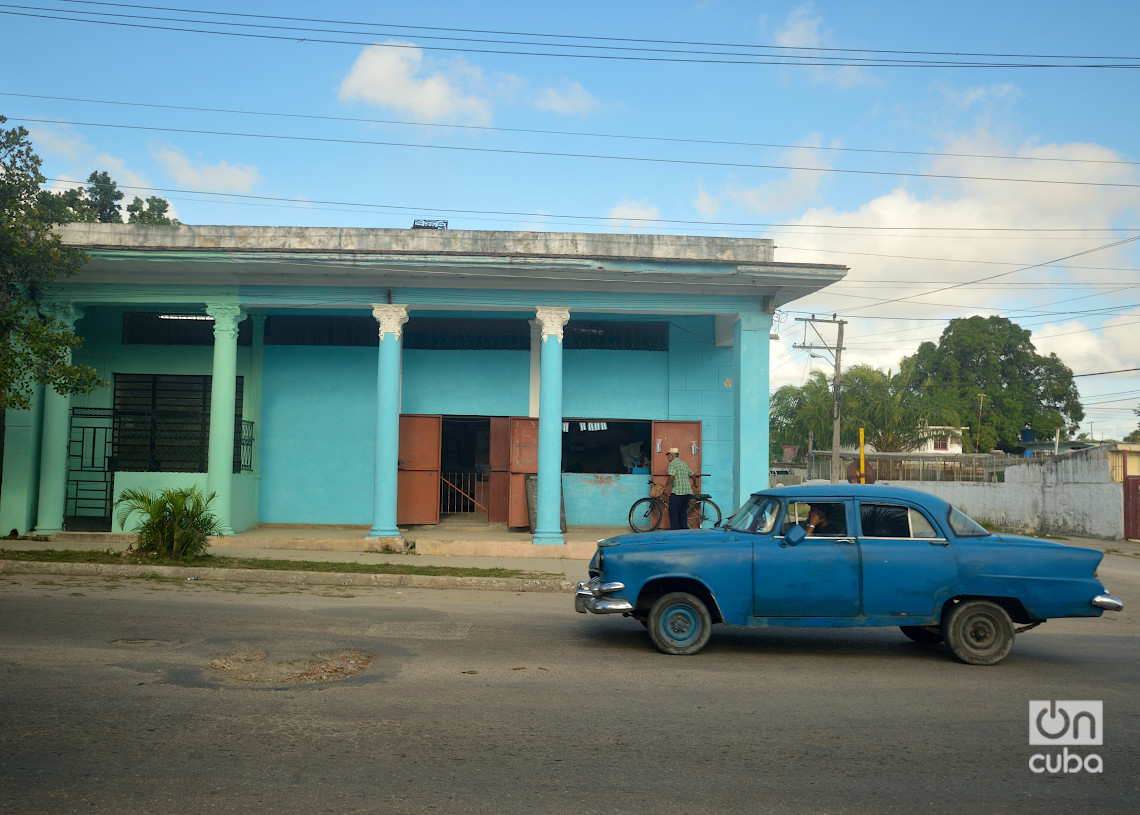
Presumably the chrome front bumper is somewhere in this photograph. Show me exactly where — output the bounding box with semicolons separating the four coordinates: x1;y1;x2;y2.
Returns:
1091;594;1124;612
575;578;634;614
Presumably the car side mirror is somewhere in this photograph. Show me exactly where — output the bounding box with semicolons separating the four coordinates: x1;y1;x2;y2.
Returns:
783;525;807;547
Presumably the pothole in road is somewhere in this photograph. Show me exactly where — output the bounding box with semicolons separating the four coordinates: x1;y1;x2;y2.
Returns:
208;647;374;683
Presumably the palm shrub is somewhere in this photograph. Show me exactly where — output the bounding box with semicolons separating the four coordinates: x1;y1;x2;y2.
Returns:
114;486;223;558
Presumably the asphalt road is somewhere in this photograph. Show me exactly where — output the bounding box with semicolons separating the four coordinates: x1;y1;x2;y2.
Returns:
2;555;1137;815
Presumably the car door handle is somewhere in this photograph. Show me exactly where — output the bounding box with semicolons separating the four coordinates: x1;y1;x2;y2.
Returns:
928;540;949;546
835;538;856;545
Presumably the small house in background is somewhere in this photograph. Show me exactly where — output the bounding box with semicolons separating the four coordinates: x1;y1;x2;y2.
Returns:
0;224;846;548
915;426;969;455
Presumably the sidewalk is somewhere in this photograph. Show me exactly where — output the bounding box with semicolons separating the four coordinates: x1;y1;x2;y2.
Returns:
3;523;624;587
3;524;1136;594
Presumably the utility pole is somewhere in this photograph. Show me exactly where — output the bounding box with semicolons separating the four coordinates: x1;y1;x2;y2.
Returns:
975;393;985;452
795;316;846;483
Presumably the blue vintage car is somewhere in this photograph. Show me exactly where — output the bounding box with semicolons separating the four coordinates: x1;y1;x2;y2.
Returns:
575;484;1123;664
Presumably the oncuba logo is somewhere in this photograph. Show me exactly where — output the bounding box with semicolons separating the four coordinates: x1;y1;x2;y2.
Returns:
1029;700;1103;774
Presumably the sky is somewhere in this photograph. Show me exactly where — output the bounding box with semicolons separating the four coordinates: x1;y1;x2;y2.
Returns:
2;0;1138;441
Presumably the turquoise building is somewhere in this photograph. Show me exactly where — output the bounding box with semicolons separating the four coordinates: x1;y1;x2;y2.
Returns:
0;224;845;546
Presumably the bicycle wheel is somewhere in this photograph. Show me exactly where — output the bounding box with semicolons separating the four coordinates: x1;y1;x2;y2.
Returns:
629;497;663;533
687;498;722;529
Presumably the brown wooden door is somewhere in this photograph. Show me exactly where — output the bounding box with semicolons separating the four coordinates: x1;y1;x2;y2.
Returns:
651;420;703;485
397;414;441;525
508;417;539;528
487;417;511;524
1125;476;1140;540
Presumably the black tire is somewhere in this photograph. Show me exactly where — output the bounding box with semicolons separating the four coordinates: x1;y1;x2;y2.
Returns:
900;625;944;645
942;600;1014;665
629;498;663;533
647;592;712;655
687;498;722;529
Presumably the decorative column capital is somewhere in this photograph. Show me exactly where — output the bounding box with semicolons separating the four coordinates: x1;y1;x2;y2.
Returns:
372;304;409;340
205;303;245;338
535;307;570;343
40;303;83;330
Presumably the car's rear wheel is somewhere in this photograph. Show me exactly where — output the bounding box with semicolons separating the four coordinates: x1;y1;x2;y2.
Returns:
647;592;712;655
943;600;1014;665
900;625;943;645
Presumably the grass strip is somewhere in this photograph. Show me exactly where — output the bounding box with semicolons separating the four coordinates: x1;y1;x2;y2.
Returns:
0;548;563;580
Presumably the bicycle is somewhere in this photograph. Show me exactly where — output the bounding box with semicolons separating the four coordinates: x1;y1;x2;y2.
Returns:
627;473;722;532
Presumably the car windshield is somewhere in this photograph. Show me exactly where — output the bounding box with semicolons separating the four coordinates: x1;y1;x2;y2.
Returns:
724;496;781;534
947;506;990;537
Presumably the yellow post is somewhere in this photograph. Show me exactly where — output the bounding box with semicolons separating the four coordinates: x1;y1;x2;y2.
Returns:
859;428;866;484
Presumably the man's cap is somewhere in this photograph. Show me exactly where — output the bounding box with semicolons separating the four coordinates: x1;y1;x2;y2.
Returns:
667;447;680;454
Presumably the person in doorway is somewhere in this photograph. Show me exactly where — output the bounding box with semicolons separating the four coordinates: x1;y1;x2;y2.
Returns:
664;447;694;529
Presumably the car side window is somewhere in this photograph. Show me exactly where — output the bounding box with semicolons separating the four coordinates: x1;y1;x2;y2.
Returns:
725;496;780;534
860;503;938;539
781;501;846;537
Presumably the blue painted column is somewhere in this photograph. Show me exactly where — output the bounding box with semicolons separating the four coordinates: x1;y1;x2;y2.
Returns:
369;304;408;539
32;304;83;535
533;307;569;545
733;311;773;509
205;303;244;536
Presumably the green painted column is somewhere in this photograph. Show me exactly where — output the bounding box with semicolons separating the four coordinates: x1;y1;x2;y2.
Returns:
32;304;83;535
533;307;569;546
733;310;773;509
369;304;408;539
205;303;244;536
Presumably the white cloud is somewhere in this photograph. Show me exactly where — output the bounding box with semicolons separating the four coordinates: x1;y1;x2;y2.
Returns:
608;198;660;231
768;133;1140;428
775;4;868;88
154;146;260;192
693;181;720;218
939;83;1022;111
339;41;492;124
534;81;600;116
725;134;833;214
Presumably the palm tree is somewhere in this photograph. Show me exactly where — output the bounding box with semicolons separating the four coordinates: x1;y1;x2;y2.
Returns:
114;486;222;558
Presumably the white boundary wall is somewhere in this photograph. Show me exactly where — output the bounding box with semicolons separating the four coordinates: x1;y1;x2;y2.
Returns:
901;448;1123;540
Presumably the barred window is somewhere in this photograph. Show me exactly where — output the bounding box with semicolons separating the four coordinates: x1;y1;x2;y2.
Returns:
564;321;668;351
112;374;244;473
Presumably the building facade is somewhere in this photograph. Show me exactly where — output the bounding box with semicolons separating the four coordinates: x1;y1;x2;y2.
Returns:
0;224;846;546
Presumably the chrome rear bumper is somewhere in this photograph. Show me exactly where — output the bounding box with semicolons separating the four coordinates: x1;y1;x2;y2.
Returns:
1091;594;1124;612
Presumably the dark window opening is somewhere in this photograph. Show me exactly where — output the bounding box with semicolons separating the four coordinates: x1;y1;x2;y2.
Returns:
265;315;377;346
564;321;668;351
122;312;252;345
562;420;651;474
112;374;245;473
404;318;530;350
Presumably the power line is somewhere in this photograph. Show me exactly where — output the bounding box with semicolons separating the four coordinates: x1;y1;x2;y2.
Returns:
7;90;1137;168
16;116;1140;190
7;2;1140;68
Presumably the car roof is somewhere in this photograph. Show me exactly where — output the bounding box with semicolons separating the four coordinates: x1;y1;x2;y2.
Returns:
754;483;953;512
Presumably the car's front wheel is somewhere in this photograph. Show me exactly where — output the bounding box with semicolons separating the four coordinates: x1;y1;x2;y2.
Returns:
900;625;943;645
942;600;1014;665
647;592;712;655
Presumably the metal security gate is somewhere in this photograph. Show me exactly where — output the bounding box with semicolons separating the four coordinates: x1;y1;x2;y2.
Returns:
66;408;114;532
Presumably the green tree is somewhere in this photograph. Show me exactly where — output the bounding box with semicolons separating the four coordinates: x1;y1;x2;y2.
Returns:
0;117;103;410
83;170;123;222
770;369;835;455
1127;405;1140;443
899;315;1083;452
127;195;178;225
842;364;961;452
